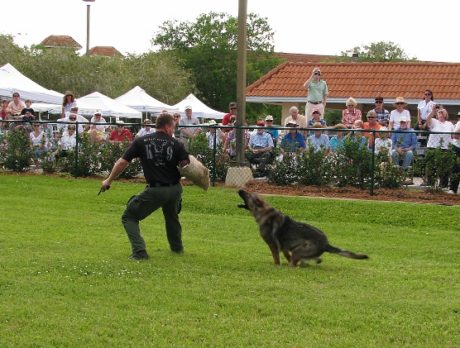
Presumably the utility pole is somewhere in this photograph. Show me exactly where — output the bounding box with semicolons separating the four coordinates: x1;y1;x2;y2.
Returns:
83;0;95;55
235;0;247;166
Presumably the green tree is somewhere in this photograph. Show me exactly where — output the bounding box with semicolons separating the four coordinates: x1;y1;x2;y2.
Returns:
340;41;416;62
152;12;282;115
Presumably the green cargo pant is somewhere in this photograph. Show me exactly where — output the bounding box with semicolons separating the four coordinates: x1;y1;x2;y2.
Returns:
121;184;183;254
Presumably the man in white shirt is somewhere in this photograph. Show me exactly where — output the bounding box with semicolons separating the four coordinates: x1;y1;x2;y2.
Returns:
90;111;108;132
136;119;156;138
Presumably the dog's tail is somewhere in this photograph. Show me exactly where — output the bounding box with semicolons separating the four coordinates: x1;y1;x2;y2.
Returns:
325;244;369;260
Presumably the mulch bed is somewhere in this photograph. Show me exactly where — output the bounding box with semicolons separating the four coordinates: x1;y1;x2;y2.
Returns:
244;181;460;206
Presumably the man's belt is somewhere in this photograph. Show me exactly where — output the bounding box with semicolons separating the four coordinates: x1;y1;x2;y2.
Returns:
308;101;322;105
148;182;178;187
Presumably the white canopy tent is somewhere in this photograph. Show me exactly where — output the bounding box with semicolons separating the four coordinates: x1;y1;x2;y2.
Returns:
115;86;177;113
48;91;142;119
171;93;225;120
0;63;63;104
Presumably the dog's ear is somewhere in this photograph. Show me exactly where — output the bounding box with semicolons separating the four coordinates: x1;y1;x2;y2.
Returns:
237;203;249;210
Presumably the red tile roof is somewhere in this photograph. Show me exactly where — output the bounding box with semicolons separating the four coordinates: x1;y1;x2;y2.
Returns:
246;61;460;105
88;46;123;57
40;35;82;50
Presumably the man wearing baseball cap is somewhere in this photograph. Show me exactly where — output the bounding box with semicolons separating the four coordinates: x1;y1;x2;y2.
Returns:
178;106;201;148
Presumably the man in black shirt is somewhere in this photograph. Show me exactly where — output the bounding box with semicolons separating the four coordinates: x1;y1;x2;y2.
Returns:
101;113;190;260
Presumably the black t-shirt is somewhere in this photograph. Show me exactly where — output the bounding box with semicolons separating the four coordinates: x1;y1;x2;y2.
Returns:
122;131;189;184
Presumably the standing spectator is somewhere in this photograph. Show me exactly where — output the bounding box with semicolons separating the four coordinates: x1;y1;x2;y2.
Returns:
389;97;411;130
61;91;77;118
342;97;362;129
447;121;460;194
417;90;435;131
303;67;328;122
280;121;306;153
264;115;279;146
8;92;26;117
426;108;454;150
109;120;134;143
362;110;381;149
222;101;237;127
100;113;190;260
391;116;417;169
284;106;307;138
373;96;390;126
374;127;392;159
179;106;201;148
136;119;155;138
307;123;329;153
90;111;108;132
328;123;347;152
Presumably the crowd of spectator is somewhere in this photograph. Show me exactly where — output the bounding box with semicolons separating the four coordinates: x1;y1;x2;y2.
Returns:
0;88;459;193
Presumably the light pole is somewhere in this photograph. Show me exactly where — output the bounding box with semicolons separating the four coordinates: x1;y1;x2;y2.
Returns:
83;0;95;55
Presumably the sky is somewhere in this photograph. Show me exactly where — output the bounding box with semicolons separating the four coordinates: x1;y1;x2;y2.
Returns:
1;0;460;63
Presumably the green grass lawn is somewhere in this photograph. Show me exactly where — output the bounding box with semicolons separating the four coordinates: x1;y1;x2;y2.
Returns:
0;173;459;347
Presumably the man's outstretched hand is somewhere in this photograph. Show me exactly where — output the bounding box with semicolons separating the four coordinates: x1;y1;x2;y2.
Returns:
98;180;111;195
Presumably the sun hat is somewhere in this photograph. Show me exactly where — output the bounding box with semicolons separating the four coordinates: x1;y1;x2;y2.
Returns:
265;115;274;121
394;96;407;105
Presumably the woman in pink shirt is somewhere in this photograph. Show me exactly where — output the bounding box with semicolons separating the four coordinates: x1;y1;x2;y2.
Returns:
341;97;362;129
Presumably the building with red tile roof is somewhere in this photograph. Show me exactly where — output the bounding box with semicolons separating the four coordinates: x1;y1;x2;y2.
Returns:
88;46;124;58
246;61;460;118
40;35;82;50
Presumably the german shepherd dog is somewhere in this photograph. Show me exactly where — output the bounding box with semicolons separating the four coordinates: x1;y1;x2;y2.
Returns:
238;190;369;266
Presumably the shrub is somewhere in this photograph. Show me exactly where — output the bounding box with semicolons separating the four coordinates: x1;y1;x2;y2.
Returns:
268;153;301;185
425;147;457;189
4;127;32;172
296;146;333;186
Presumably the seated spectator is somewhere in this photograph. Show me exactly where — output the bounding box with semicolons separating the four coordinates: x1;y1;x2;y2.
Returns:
374;127;392;159
1;99;9;121
179;106;201;148
328;123;347;152
342;97;362;129
136;119;155;138
307;122;329;153
373;96;390;126
347;120;368;148
90;111;108;132
173;112;181;138
205;120;225;149
54;125;77;158
29;123;48;165
307;109;327;133
109;120;134;142
87;124;106;143
362;110;381;149
391;116;417;169
8;92;26;117
389;97;411;130
21;99;35;117
246;124;274;175
280;121;306;153
222;101;237;129
264;115;279;146
448;121;460;194
284;106;307;138
223;120;250;159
